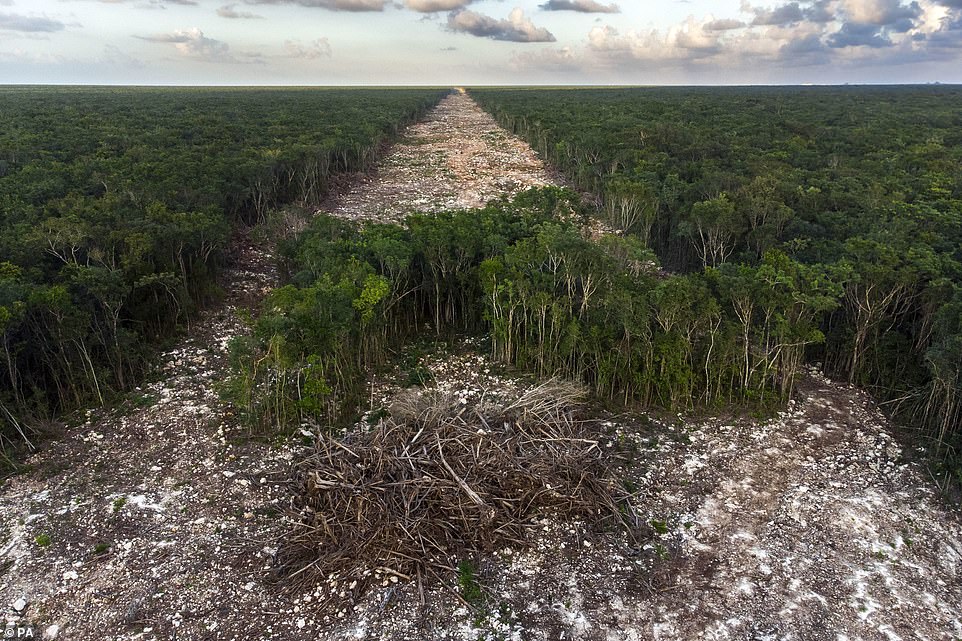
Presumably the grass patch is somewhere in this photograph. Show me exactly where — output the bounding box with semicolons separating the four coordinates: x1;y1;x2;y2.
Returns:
650;518;669;535
457;560;484;608
404;363;434;388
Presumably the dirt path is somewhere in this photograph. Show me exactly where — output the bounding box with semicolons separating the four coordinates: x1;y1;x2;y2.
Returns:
322;89;554;223
614;370;962;640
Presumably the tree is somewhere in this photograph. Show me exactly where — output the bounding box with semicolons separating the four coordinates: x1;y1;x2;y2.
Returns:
741;175;793;258
602;177;660;245
680;194;745;269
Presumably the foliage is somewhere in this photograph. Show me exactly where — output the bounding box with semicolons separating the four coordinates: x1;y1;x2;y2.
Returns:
231;188;838;429
227;189;564;430
471;86;962;479
457;560;484;607
0;86;447;450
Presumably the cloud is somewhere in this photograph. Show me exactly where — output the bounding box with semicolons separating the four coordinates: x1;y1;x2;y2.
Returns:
704;18;747;30
750;2;806;25
828;20;895;45
99;0;200;5
135;27;251;62
0;48;67;64
509;45;580;71
242;0;385;10
778;31;831;61
217;3;264;17
588;17;724;61
539;0;620;13
511;0;960;77
740;0;841;25
0;11;66;32
405;0;472;12
837;0;922;26
283;37;332;58
447;7;556;42
804;0;836;22
924;14;962;51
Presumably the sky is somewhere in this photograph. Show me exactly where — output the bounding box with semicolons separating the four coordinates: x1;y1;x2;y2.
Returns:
0;0;961;85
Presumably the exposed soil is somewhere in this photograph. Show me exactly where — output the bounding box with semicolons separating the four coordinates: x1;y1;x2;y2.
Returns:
320;89;553;224
612;369;962;640
1;92;960;641
0;234;311;641
293;346;962;641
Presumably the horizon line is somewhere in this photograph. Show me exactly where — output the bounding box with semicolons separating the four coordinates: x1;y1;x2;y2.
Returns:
0;82;958;89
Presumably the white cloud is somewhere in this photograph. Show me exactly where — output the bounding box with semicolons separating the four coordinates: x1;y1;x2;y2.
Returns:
588;17;724;62
0;48;67;63
97;0;200;5
217;4;264;18
447;7;556;42
838;0;921;25
135;27;259;63
509;45;580;71
0;11;66;32
405;0;473;12
564;0;951;70
242;0;385;10
540;0;620;13
102;43;145;67
705;18;747;30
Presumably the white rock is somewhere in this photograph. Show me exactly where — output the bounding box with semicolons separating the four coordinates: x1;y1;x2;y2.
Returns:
297;618;306;629
63;570;79;581
12;597;27;612
44;624;60;640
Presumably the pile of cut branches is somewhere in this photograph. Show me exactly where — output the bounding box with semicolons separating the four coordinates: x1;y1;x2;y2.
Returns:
274;379;638;609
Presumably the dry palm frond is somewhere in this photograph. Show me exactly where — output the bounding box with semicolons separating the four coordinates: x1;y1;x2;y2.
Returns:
274;379;638;610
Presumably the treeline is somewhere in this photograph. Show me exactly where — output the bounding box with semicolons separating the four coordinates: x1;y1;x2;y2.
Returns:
228;188;841;432
470;87;962;476
0;87;447;451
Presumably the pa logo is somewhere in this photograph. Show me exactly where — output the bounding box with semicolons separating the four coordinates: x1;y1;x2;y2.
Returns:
3;626;35;638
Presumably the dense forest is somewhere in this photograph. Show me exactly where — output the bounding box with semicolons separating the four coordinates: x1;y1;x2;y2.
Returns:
469;86;962;483
227;187;844;437
4;86;961;491
228;87;962;491
0;87;447;458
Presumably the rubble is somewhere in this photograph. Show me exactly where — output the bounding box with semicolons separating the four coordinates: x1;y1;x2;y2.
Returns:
297;346;962;641
321;91;554;224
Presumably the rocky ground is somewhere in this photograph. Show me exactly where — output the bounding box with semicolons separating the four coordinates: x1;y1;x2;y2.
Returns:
1;92;960;641
319;89;554;224
610;369;962;640
0;235;313;641
294;345;962;641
